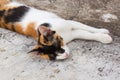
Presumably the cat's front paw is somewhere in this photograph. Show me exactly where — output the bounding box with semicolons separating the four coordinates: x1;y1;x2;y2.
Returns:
97;33;112;43
56;52;69;60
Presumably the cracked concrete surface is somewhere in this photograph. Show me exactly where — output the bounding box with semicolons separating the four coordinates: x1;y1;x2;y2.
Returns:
0;28;120;80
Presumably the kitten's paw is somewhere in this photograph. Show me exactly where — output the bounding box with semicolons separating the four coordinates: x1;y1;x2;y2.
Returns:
56;52;69;60
98;28;109;34
97;33;112;43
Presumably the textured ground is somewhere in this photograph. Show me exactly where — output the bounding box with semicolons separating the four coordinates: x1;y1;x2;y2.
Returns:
0;0;120;80
0;28;120;80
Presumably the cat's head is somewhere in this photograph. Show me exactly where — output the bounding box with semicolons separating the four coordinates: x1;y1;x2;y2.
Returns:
29;23;67;60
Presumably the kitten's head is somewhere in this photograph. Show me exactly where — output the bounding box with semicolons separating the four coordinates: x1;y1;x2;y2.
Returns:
29;23;65;60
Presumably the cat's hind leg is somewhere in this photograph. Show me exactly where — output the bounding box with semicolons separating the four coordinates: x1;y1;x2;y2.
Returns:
70;29;112;44
67;20;109;34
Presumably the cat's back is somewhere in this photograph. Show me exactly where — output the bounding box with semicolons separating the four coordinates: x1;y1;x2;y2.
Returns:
6;2;24;7
1;1;61;28
4;1;60;19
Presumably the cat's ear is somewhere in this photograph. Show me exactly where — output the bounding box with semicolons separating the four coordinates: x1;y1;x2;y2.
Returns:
28;48;39;53
38;26;52;36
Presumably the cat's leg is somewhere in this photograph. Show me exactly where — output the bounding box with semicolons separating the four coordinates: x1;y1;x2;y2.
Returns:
70;29;112;44
66;20;109;34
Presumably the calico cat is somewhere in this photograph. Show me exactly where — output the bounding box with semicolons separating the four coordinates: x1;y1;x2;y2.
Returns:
0;0;112;60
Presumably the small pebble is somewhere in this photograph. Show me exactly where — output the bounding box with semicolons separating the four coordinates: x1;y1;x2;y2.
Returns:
49;75;55;78
54;69;60;73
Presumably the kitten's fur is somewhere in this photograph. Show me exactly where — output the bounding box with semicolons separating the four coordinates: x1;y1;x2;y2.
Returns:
0;0;112;60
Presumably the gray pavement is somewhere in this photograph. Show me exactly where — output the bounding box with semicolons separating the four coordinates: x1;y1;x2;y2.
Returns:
0;28;120;80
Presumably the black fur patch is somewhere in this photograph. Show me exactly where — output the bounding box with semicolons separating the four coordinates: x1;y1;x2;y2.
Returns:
37;45;65;60
37;29;41;45
4;6;29;23
28;43;65;60
0;10;5;17
40;23;51;27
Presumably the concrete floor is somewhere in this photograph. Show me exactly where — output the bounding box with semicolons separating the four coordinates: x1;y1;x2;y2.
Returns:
0;28;120;80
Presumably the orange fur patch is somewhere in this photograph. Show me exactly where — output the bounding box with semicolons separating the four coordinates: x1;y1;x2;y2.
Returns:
14;23;24;34
0;0;9;7
39;33;64;47
0;18;5;27
40;54;50;60
5;22;13;30
34;44;42;49
0;6;16;12
0;17;12;29
0;1;17;12
39;34;56;46
24;22;38;39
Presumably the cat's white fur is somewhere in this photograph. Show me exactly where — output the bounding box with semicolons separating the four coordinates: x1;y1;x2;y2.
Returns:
6;2;112;60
